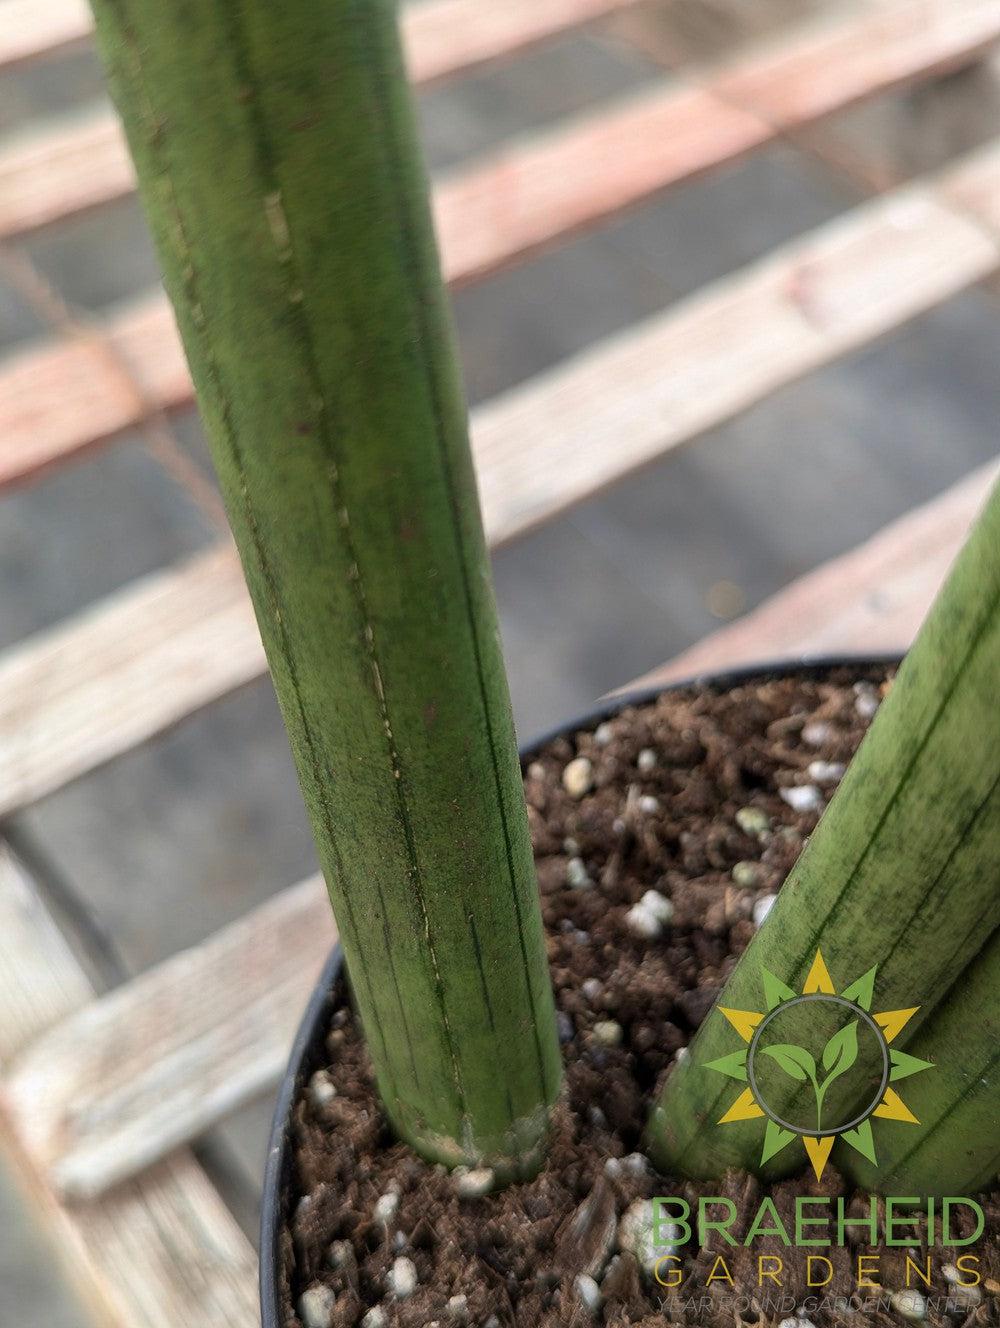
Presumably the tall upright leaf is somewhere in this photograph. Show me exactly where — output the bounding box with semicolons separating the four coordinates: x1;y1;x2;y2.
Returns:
647;482;1000;1193
87;0;562;1177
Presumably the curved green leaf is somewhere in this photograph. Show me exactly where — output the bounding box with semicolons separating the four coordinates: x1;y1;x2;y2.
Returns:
760;1043;816;1082
821;1020;859;1088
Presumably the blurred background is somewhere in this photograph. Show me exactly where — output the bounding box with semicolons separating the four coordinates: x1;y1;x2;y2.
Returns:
2;0;1000;1321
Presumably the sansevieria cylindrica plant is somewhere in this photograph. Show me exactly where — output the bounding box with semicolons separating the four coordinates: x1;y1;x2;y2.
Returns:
88;0;997;1201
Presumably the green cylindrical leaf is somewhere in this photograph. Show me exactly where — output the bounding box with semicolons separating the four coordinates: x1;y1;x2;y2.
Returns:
88;0;561;1175
848;929;1000;1197
647;481;1000;1192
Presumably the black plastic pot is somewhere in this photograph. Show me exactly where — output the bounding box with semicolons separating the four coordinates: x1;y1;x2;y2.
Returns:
259;653;899;1325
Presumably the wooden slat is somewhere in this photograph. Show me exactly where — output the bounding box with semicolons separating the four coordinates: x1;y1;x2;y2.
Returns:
631;460;999;689
2;147;999;818
1;328;144;488
0;545;263;816
6;467;997;1201
939;138;1000;229
0;847;92;1055
0;845;259;1328
0;294;192;488
711;0;1000;127
0;0;90;70
0;0;632;74
5;0;998;245
6;874;334;1200
0;111;131;239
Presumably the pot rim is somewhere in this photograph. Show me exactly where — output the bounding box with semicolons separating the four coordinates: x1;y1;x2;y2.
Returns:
259;649;901;1323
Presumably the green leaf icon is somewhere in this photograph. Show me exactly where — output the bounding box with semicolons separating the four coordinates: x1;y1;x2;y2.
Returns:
760;1043;816;1082
821;1020;858;1087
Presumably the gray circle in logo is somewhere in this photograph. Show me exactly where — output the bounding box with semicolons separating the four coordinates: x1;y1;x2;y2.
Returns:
746;993;890;1136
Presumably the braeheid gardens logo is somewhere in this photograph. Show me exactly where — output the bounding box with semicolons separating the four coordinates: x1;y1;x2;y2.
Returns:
705;948;933;1183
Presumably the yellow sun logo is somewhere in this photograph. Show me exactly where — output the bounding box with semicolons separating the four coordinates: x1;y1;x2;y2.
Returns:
705;949;933;1183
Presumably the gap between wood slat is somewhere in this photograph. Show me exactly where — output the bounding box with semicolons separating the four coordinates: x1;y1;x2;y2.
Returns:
2;143;1000;820
4;460;996;1199
0;0;633;75
0;845;259;1327
3;0;999;492
629;460;1000;690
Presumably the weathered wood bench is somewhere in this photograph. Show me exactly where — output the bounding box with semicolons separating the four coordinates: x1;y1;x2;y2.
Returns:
0;0;997;1322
